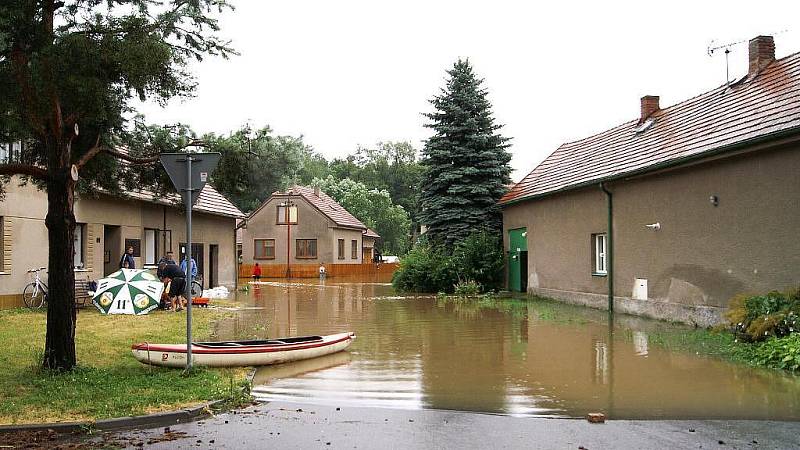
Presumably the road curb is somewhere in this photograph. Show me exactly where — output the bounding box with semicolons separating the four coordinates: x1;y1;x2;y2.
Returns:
0;399;225;434
0;370;257;435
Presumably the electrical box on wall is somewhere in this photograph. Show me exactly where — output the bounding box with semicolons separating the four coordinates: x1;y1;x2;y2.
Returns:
633;278;648;300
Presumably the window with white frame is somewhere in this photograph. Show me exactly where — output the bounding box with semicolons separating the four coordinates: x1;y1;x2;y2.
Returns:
73;223;86;269
593;233;607;275
144;228;159;265
276;204;298;224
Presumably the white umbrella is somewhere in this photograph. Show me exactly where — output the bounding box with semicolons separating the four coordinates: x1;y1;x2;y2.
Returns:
92;269;164;315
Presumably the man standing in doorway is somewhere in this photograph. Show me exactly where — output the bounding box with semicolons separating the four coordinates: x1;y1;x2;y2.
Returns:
119;246;135;269
181;254;198;279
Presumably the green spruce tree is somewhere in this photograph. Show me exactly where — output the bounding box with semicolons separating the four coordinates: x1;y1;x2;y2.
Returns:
419;59;512;248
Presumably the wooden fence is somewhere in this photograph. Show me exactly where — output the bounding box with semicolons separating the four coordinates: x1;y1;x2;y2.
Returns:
239;262;399;279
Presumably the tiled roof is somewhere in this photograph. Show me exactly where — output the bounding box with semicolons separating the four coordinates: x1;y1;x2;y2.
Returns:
194;185;245;218
263;185;367;230
364;228;380;238
101;147;244;218
500;51;800;205
125;184;244;218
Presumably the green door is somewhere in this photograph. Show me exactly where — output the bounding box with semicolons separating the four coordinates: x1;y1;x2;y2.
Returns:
508;228;528;292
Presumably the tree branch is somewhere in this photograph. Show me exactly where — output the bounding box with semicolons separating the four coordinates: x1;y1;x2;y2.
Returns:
0;163;49;180
75;137;210;168
103;146;161;164
74;135;103;168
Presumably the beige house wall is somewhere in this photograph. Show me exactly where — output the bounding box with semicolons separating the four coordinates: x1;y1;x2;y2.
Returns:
502;144;800;326
330;228;362;264
242;195;364;266
0;179;237;307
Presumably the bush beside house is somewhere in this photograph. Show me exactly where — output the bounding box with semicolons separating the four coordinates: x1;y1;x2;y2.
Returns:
392;230;504;294
724;288;800;372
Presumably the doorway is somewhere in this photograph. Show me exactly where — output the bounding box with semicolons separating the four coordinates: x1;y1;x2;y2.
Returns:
103;225;121;276
508;228;528;292
180;242;204;287
209;244;219;288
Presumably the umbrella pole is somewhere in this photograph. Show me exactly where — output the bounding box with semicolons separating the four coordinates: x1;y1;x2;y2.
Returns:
185;154;194;371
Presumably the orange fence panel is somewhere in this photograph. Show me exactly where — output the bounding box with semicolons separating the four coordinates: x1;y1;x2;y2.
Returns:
239;262;399;279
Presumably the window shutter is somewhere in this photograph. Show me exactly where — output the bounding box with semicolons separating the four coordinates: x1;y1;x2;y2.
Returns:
1;218;11;273
86;224;96;271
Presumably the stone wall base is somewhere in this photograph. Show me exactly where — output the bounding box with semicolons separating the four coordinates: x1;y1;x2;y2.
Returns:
530;287;724;327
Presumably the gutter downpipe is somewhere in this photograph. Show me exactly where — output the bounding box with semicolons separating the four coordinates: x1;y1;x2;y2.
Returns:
234;219;248;291
599;182;613;313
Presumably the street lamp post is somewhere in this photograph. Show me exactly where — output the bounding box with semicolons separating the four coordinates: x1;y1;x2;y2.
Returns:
281;200;295;278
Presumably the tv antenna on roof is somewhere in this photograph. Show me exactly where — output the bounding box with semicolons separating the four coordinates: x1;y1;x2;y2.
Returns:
708;29;790;87
707;38;747;87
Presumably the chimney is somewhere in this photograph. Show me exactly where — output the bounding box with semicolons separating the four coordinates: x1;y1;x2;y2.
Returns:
748;35;775;77
640;95;660;123
314;186;320;197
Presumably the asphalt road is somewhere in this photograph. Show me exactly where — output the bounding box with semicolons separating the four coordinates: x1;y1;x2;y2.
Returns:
106;402;800;449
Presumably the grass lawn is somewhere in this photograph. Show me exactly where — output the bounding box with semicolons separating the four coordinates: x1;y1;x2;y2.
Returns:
0;306;250;425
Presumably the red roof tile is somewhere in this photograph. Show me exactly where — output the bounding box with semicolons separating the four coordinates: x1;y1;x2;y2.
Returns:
501;51;800;205
125;184;244;218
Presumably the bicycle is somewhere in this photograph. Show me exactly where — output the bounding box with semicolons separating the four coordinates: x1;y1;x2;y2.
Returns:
23;267;48;309
190;275;203;298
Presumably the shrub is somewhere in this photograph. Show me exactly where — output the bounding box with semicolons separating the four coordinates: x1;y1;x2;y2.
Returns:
751;334;800;371
394;230;506;294
451;230;505;292
725;289;799;342
391;244;457;293
454;280;481;296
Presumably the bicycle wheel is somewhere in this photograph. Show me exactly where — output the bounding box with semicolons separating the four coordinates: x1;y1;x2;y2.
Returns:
191;280;203;298
23;282;45;309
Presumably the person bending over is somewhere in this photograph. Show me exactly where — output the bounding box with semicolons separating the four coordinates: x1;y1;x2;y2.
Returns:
162;262;187;312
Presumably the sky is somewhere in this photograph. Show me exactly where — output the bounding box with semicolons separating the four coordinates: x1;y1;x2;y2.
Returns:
136;1;800;182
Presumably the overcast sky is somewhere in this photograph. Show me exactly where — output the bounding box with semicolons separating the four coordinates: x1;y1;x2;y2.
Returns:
136;0;800;181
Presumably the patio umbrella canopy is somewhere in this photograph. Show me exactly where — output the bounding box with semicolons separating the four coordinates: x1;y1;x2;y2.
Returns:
92;269;164;315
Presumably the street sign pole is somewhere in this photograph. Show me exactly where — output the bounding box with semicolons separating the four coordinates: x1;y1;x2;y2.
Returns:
159;151;221;373
185;154;193;371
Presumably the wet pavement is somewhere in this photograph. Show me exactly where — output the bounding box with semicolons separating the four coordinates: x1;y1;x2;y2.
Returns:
106;401;800;449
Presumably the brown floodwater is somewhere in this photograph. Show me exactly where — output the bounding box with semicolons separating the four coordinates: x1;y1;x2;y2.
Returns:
214;278;800;420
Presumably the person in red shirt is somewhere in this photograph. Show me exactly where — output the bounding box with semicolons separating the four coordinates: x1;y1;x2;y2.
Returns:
252;262;262;281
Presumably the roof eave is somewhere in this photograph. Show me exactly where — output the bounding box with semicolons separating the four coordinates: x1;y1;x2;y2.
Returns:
500;125;800;207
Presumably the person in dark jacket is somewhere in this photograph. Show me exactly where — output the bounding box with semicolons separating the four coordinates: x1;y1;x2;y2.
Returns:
157;251;177;280
162;262;186;312
120;246;136;269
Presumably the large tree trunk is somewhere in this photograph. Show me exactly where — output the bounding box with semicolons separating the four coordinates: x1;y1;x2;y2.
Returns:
43;167;77;370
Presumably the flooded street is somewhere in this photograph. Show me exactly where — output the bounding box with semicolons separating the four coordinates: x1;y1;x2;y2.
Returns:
214;278;800;420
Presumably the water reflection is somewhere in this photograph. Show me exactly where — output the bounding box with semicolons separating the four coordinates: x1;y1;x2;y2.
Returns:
633;331;649;357
218;278;800;420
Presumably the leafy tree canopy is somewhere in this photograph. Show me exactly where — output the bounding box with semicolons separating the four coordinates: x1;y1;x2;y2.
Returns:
206;124;320;213
0;0;234;370
328;141;423;222
313;175;411;256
